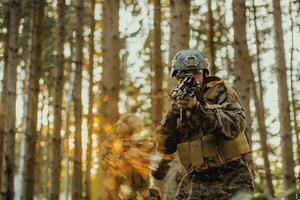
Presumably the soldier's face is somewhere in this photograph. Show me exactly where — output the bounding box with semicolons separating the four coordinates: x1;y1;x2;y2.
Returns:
191;70;204;86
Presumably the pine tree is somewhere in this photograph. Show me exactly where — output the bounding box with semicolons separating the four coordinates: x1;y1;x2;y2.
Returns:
0;5;10;194
272;0;296;198
51;0;66;199
289;0;300;170
85;0;95;199
207;0;216;75
165;0;190;199
21;0;45;199
168;0;190;91
101;0;120;125
1;0;21;199
232;0;252;144
72;0;84;199
252;0;274;196
151;0;164;127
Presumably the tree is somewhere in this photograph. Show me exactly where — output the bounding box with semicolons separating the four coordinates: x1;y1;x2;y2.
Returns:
0;5;10;194
101;0;120;125
72;0;84;199
289;0;300;170
232;0;252;144
151;0;164;127
168;0;190;91
251;0;274;196
100;1;120;197
207;0;216;75
164;0;190;199
21;0;45;199
1;0;21;199
85;0;95;199
51;0;66;199
272;0;296;198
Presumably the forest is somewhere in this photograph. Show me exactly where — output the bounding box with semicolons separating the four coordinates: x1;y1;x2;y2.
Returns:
0;0;299;199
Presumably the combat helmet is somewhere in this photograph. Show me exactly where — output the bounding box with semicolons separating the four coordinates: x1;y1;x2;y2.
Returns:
170;49;209;77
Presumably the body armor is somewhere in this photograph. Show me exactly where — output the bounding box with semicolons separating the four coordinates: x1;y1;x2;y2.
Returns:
177;131;250;172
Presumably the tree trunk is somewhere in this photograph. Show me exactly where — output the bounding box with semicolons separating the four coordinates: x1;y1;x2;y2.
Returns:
272;0;296;199
207;0;216;75
252;0;274;196
64;35;75;200
151;0;164;127
289;0;300;174
168;0;190;91
273;0;295;199
72;0;84;199
164;0;190;199
232;0;252;145
1;0;21;199
0;6;10;194
100;1;120;198
34;92;46;199
21;0;45;199
101;0;120;125
85;0;95;199
232;0;255;178
51;0;66;199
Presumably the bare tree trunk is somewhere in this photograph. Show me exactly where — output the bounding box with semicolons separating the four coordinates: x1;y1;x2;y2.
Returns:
232;0;255;178
0;6;10;194
100;1;120;198
151;0;164;127
289;0;300;174
21;0;45;199
34;91;46;199
232;0;252;144
151;0;165;196
85;0;95;199
101;0;120;125
164;0;190;199
207;0;216;75
168;0;190;91
50;0;66;199
64;35;75;200
1;0;21;199
72;0;84;199
252;0;274;196
45;97;52;199
272;0;296;199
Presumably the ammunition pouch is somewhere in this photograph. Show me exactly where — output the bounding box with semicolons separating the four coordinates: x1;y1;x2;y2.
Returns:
177;132;250;172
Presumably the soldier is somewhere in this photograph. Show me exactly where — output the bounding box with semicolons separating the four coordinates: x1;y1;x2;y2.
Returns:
151;49;254;199
101;114;161;200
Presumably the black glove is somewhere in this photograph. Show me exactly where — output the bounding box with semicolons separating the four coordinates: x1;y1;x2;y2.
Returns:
151;159;171;180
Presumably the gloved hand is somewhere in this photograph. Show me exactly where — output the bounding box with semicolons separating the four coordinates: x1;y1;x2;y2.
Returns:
176;95;199;110
151;158;172;180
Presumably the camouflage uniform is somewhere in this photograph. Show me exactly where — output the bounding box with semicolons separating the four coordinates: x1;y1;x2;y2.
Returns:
153;75;254;199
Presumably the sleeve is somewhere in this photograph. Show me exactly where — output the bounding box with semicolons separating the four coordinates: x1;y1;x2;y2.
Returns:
155;101;181;154
195;83;246;140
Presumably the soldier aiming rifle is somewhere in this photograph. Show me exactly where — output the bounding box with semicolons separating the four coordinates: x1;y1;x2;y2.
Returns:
151;49;254;200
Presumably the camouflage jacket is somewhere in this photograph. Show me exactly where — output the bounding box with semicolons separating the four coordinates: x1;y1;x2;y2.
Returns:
156;76;246;155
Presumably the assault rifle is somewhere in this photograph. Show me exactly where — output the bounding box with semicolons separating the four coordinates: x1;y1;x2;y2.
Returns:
171;72;206;125
171;72;204;102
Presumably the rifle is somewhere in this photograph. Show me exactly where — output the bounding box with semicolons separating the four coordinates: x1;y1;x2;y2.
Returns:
171;72;206;123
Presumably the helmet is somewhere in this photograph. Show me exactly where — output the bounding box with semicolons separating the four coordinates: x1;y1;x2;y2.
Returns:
170;49;209;77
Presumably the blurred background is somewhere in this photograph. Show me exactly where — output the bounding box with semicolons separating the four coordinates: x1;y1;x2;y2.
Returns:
0;0;299;199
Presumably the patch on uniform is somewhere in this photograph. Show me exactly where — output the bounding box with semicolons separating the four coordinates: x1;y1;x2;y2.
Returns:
183;55;199;67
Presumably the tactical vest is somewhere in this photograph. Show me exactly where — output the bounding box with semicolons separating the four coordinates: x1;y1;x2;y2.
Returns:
177;77;251;172
177;132;250;172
